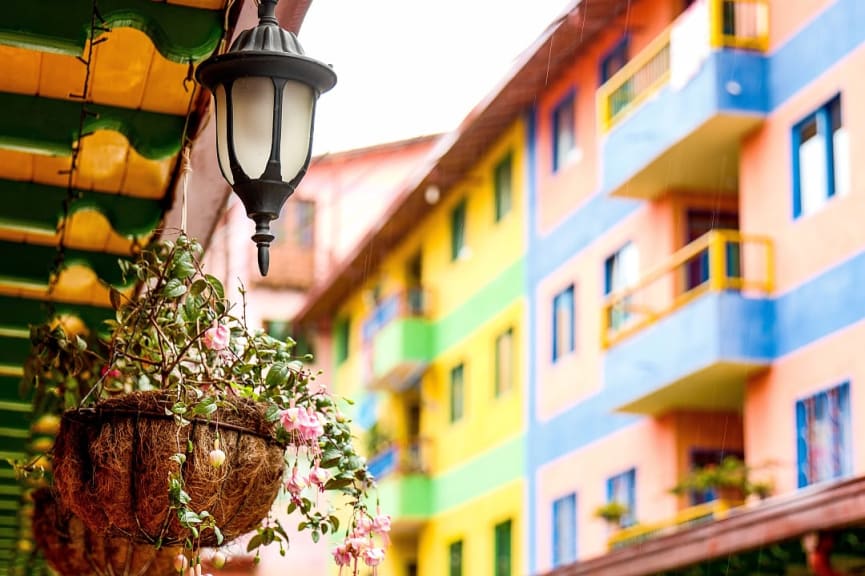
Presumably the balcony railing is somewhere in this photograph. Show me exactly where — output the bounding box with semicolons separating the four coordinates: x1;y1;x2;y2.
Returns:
598;0;769;131
607;498;739;550
601;230;773;349
366;438;431;481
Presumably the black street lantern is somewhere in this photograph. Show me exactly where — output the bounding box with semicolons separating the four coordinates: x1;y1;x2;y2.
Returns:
196;0;336;275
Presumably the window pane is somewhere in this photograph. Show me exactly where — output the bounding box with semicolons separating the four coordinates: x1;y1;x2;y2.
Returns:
833;126;850;198
495;155;513;221
799;119;828;216
552;285;575;361
450;364;465;422
799;382;852;487
495;328;514;396
449;540;463;576
293;199;315;247
495;520;512;576
553;96;576;171
451;200;467;260
552;494;576;567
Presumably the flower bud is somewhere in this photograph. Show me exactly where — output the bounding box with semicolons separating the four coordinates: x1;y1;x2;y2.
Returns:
173;554;189;572
209;448;226;468
212;551;227;569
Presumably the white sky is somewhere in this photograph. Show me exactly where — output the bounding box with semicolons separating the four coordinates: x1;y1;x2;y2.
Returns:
300;0;574;155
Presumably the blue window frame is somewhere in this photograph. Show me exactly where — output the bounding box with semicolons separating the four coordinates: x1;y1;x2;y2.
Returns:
552;493;577;567
552;284;575;362
796;381;852;488
606;468;636;528
792;95;849;218
551;91;576;172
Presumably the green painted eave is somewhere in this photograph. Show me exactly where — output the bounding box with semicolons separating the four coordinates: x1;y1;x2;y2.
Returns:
0;0;223;63
0;240;132;289
0;179;163;238
373;318;432;379
0;296;112;332
378;474;432;520
0;93;185;160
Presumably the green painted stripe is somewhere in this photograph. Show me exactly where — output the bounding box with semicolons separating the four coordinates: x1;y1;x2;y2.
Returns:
0;296;113;333
0;240;132;290
432;258;524;356
0;179;163;238
0;339;30;368
0;93;186;160
431;434;524;514
0;0;223;63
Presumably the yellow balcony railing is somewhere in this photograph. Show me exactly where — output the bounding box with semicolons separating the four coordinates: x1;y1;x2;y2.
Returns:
597;0;769;131
601;230;773;349
607;499;740;550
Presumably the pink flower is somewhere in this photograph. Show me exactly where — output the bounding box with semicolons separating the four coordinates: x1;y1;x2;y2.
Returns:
354;515;373;537
279;407;301;431
332;544;351;566
309;466;330;489
362;547;385;567
372;514;391;535
101;365;121;381
285;467;308;496
346;535;369;555
203;322;230;351
297;408;325;442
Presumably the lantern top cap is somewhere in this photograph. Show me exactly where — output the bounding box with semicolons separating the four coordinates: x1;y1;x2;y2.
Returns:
196;0;336;94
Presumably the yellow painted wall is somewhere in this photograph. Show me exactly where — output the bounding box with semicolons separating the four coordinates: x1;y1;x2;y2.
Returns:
418;480;523;576
423;299;523;474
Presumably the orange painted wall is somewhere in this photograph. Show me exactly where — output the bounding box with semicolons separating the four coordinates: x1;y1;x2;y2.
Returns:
745;319;865;497
739;43;865;294
535;0;680;235
535;410;742;570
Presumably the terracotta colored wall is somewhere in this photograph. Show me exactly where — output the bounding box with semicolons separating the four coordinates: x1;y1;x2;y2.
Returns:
535;410;742;571
740;43;865;294
535;0;679;235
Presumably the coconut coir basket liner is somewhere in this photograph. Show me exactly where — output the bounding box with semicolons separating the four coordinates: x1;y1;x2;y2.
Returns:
53;391;286;547
33;488;180;576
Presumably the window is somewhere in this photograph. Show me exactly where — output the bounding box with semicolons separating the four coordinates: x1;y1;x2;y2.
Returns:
335;317;350;364
494;153;513;222
450;363;465;423
606;468;637;528
600;35;629;83
552;493;577;567
552;93;576;172
552;284;575;362
449;540;463;576
494;519;512;576
796;381;852;488
451;199;467;260
604;242;639;331
793;95;849;218
293;199;315;247
494;327;514;397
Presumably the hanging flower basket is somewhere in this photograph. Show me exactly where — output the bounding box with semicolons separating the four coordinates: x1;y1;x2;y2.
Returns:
21;235;389;572
53;391;285;547
32;488;180;576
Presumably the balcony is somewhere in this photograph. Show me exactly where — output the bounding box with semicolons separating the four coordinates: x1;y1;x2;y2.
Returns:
360;288;433;391
608;499;739;551
602;230;774;414
598;0;769;199
367;439;432;534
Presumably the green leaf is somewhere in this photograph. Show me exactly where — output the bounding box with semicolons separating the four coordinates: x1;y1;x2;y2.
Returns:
324;476;354;490
266;363;289;388
265;403;281;423
109;287;124;310
171;402;187;415
320;450;342;468
205;274;225;300
193;398;218;416
172;251;196;279
189;279;209;298
179;510;202;525
163;279;187;298
286;501;297;515
247;534;263;552
311;530;320;543
214;526;224;546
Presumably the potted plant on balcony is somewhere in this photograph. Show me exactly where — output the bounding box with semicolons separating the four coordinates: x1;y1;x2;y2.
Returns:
20;235;390;574
671;456;773;503
594;501;630;528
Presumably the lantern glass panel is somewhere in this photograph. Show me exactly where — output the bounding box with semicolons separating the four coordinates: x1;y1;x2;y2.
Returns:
231;76;276;179
214;84;233;185
279;80;315;182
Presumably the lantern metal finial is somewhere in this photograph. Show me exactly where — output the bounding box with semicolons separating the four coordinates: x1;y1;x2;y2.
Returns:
196;0;336;276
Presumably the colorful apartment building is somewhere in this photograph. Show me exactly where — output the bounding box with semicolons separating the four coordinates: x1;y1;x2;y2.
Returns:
295;0;865;574
294;121;530;574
